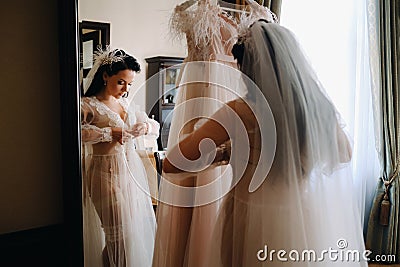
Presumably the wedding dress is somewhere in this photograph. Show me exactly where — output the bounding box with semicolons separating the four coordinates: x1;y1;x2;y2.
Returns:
160;20;368;267
153;1;243;266
81;96;158;267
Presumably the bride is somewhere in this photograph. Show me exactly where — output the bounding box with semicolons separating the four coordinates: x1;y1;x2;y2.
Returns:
81;48;158;267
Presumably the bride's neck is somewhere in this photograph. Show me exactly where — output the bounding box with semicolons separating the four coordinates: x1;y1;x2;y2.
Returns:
95;91;114;102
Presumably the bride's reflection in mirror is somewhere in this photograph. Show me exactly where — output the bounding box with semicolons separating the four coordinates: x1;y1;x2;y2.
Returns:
80;48;160;266
78;1;186;266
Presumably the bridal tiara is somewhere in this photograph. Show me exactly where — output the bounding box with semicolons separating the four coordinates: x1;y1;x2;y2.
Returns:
93;46;127;66
83;46;127;93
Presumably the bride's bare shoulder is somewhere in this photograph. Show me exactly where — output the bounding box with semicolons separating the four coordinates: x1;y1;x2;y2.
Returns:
227;99;254;115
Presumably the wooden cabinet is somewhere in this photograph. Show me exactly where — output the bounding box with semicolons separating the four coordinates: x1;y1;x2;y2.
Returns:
145;56;184;150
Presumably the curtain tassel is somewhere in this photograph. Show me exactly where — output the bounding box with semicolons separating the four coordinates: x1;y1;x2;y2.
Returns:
379;185;390;226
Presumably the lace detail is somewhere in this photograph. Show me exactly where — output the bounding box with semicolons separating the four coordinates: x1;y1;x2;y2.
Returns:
102;127;113;142
119;97;129;111
81;124;113;144
87;96;125;128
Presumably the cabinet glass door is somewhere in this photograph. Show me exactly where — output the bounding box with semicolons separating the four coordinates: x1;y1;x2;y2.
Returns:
162;66;180;105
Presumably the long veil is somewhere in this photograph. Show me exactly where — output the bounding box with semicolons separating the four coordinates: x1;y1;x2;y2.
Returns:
208;21;368;266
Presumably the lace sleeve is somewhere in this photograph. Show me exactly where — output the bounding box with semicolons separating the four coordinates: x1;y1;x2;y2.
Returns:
81;98;113;144
146;118;160;138
81;125;112;144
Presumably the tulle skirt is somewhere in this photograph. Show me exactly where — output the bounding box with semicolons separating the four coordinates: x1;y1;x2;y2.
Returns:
153;165;232;267
83;150;156;267
208;162;368;267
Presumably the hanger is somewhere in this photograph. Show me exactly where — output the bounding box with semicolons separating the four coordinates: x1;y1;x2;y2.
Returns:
218;0;249;14
178;0;257;14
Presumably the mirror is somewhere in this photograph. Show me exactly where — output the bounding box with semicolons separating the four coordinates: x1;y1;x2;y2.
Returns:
76;1;270;266
78;1;187;266
79;20;110;80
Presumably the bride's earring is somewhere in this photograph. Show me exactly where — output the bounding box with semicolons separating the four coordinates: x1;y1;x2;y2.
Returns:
104;80;107;86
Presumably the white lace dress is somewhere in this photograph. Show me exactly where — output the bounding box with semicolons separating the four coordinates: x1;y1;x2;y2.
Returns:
81;96;158;267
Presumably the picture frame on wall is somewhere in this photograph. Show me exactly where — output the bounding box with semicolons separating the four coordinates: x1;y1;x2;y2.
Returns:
79;21;110;80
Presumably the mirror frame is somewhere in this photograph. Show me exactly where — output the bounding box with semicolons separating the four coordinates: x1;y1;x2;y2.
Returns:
79;21;111;78
59;0;84;266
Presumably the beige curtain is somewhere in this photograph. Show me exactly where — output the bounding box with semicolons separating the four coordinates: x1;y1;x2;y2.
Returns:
366;0;400;263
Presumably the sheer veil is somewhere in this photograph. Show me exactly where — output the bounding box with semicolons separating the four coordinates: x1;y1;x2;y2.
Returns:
207;21;367;266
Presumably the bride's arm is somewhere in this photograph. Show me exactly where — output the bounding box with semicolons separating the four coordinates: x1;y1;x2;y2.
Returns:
81;99;113;144
163;120;229;173
163;99;255;173
81;99;125;144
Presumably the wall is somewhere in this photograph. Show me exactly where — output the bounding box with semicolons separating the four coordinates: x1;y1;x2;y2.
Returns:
0;1;63;234
79;0;186;110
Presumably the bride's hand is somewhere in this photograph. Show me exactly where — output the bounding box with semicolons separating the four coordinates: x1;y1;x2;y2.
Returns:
111;127;124;144
126;122;148;137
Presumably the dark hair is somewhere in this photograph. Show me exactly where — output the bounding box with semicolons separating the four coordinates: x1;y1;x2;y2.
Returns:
232;39;245;67
83;49;141;97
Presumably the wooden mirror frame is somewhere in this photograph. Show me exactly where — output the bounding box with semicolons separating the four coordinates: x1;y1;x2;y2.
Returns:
59;0;84;266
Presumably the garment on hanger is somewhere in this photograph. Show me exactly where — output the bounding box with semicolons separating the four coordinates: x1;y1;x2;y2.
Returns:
153;1;240;266
153;1;277;267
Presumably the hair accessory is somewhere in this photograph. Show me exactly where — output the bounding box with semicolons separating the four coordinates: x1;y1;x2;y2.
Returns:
83;46;127;93
94;46;127;66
